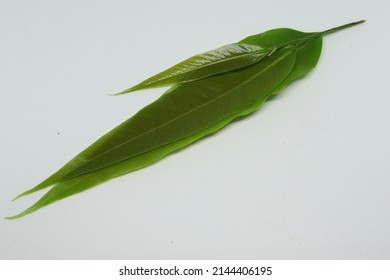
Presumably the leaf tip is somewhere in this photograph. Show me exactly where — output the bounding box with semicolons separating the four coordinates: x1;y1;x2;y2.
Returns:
4;215;17;220
109;87;138;96
108;91;125;96
11;190;30;202
5;204;40;220
11;195;22;202
4;212;25;220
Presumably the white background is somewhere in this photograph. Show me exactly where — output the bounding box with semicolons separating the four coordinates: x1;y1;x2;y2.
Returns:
1;0;389;259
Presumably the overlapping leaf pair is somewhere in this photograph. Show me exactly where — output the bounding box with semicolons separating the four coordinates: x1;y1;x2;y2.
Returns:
7;21;364;219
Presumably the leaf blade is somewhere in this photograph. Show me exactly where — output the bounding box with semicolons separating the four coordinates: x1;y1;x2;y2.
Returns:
13;47;297;202
62;48;298;179
7;72;291;219
16;30;318;200
114;21;364;95
114;29;320;95
114;43;268;95
9;21;364;218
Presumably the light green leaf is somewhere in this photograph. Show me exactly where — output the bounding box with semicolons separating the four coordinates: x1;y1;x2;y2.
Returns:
115;20;364;95
114;43;269;95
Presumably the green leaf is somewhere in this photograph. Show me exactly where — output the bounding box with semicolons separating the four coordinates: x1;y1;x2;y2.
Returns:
114;20;364;96
9;38;324;219
7;48;298;219
8;21;364;219
13;47;297;200
13;29;325;201
114;43;269;95
114;29;319;95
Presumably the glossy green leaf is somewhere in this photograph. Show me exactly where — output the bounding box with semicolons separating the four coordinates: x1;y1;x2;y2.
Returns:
7;21;364;219
13;47;297;200
8;47;298;219
114;30;315;95
114;43;269;95
115;21;363;95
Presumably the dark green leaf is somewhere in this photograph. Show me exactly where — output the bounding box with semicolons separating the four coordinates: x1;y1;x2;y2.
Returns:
7;21;364;219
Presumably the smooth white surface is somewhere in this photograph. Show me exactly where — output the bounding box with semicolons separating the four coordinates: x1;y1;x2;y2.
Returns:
0;0;389;259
